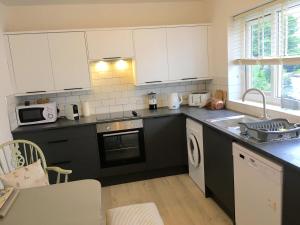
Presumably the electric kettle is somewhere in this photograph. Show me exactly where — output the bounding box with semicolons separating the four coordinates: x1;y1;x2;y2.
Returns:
168;93;183;110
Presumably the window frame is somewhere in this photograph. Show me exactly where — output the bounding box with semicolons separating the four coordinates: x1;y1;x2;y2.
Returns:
245;14;280;104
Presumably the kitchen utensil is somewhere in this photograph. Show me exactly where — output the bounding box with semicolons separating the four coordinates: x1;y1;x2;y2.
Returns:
188;92;210;107
82;102;91;117
65;104;80;120
168;93;183;110
239;118;300;142
148;92;157;110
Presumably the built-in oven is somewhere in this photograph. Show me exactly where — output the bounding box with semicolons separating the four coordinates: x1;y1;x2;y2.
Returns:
96;119;145;168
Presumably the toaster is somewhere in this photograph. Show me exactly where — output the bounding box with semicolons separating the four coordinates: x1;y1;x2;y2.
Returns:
188;92;210;108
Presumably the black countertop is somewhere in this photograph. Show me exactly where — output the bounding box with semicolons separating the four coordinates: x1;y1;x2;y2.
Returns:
12;106;300;171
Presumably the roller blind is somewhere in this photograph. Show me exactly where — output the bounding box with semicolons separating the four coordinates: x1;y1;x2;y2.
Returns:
233;0;300;65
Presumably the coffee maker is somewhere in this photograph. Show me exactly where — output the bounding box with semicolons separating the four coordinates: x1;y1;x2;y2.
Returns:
148;92;157;110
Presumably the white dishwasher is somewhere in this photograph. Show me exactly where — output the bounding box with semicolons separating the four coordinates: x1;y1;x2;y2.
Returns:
233;143;283;225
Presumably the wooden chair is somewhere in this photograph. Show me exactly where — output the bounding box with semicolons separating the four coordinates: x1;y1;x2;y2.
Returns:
0;140;72;184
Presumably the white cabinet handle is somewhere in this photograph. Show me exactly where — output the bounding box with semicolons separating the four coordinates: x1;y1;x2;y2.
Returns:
145;81;162;84
102;57;121;60
26;91;47;94
63;88;83;91
181;77;197;81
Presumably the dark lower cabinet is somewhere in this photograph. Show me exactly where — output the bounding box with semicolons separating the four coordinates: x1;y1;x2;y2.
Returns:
13;125;100;183
282;165;300;225
143;115;188;172
98;115;188;186
203;125;235;220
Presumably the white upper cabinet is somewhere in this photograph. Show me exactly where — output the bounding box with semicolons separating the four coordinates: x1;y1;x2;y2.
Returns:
86;30;134;60
133;28;169;85
8;24;212;94
166;26;209;81
208;26;213;77
48;32;91;91
9;34;54;94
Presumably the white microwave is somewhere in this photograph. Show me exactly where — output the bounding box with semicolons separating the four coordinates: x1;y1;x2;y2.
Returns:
16;102;58;126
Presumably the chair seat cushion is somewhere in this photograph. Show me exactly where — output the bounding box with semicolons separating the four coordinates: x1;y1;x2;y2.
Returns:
0;159;49;189
106;202;164;225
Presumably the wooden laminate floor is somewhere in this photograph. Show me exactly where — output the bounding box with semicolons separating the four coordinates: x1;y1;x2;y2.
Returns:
102;174;233;225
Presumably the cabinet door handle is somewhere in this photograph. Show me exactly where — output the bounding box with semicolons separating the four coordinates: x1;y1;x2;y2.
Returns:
63;88;83;91
26;91;47;94
145;81;162;84
48;139;69;144
103;130;139;137
102;57;121;60
181;77;197;81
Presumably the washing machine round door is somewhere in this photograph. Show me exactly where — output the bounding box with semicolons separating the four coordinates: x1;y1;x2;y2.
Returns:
187;133;201;168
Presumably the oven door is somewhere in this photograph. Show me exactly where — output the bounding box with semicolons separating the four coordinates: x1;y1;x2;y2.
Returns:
98;129;145;168
18;107;46;124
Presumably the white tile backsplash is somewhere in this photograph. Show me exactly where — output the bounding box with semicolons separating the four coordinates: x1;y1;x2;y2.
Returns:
7;60;208;130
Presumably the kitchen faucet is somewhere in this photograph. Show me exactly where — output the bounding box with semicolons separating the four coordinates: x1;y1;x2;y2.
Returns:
242;88;269;120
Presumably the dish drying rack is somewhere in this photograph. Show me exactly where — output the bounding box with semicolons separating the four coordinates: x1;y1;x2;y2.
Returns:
239;119;300;142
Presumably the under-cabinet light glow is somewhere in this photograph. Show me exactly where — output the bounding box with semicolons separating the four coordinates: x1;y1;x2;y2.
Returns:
115;60;128;70
95;61;109;72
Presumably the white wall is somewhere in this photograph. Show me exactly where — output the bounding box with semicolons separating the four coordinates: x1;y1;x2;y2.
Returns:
0;2;14;142
4;1;212;31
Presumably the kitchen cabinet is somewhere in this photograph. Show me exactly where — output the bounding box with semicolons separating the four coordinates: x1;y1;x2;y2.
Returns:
203;125;235;219
166;26;209;81
86;30;134;60
282;166;300;225
143;115;187;171
133;28;169;85
9;34;54;94
8;32;91;96
13;125;100;183
48;32;90;91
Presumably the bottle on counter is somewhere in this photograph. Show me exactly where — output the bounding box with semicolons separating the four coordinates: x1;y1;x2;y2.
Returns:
82;101;91;117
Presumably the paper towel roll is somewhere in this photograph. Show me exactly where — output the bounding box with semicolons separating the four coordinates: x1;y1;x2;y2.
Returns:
82;102;91;117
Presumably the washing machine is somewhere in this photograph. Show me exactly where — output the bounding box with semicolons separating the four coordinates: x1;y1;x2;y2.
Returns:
186;118;205;194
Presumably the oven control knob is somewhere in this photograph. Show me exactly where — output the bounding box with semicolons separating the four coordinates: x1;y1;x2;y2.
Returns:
106;126;111;130
48;114;53;119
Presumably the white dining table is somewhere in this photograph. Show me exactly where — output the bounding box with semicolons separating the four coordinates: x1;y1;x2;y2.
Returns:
0;179;102;225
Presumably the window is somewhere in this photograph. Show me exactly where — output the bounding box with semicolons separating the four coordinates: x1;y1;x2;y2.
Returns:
247;16;272;58
282;65;300;100
286;5;300;56
235;1;300;107
248;65;273;92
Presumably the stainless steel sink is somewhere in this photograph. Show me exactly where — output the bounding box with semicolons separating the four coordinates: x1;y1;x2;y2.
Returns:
207;115;261;136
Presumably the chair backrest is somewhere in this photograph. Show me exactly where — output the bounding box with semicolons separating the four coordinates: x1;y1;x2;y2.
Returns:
0;140;47;175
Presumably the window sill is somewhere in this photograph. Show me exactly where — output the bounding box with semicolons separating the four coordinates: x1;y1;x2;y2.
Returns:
227;99;300;122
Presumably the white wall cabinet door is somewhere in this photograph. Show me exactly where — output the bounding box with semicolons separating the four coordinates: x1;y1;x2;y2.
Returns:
86;30;134;60
133;28;169;85
167;26;209;81
9;34;54;94
48;32;91;91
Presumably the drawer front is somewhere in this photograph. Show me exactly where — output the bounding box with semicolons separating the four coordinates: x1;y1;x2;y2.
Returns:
45;137;100;183
14;125;97;143
38;140;73;165
13;125;100;183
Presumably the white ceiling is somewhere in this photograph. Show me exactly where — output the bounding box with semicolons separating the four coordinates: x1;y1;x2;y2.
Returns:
0;0;203;6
